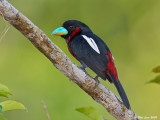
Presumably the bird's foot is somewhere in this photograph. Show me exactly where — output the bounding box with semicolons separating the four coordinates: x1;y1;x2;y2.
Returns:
80;65;87;69
94;76;100;85
80;66;88;74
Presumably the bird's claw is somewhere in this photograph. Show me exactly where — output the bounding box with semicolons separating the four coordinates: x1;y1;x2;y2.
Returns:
80;66;86;69
80;66;88;74
94;76;100;85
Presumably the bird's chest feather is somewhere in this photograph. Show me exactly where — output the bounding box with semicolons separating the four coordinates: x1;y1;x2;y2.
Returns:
67;36;88;60
67;35;97;58
67;43;79;60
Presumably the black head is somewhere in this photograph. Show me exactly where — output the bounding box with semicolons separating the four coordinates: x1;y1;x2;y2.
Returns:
62;20;92;39
52;20;92;40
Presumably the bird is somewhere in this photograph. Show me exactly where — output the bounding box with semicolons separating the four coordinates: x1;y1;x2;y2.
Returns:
51;20;130;109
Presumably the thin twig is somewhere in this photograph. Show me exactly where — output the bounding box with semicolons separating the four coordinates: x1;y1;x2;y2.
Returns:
42;101;51;120
103;116;108;120
0;25;10;42
0;13;10;42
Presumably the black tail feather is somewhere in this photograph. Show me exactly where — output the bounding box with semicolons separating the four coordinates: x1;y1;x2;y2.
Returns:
109;73;131;109
114;80;131;109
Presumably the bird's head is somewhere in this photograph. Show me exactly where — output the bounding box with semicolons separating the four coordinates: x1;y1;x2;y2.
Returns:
52;20;92;39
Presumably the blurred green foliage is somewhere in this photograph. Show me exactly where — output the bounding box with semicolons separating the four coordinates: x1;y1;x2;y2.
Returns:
76;106;104;120
0;100;25;113
152;66;160;73
0;83;12;98
0;83;25;119
147;66;160;84
1;0;160;119
148;75;160;84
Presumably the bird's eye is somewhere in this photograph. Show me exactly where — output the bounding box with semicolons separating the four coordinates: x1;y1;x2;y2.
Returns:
69;26;74;29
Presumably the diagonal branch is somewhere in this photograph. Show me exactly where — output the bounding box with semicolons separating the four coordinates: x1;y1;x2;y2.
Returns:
0;0;140;120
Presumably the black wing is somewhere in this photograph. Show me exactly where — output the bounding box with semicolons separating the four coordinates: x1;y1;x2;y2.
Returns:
69;33;110;80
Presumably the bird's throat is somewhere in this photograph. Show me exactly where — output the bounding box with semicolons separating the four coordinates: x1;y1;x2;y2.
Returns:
66;27;81;44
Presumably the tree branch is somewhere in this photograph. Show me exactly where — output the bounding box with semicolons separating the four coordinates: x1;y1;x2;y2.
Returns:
0;0;140;119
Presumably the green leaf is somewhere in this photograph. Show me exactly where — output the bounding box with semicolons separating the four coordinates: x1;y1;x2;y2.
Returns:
76;106;103;120
0;105;2;112
147;75;160;84
0;100;25;112
0;116;7;120
152;66;160;73
0;83;12;98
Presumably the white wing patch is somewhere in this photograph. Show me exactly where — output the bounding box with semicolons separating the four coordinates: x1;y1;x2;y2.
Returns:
82;35;100;54
112;55;115;60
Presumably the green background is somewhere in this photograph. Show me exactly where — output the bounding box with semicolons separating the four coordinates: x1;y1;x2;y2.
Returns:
0;0;160;119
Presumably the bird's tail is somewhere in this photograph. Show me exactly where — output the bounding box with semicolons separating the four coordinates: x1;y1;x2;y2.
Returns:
109;73;131;109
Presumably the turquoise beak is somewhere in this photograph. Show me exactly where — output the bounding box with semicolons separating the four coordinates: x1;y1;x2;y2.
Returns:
51;27;68;36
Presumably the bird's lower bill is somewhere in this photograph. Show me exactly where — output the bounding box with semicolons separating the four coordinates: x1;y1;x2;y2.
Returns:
54;32;67;36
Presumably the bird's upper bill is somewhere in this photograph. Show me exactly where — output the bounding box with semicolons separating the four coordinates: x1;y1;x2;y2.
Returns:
51;27;68;36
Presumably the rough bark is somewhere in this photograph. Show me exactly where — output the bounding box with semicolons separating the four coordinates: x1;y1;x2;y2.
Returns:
0;0;140;119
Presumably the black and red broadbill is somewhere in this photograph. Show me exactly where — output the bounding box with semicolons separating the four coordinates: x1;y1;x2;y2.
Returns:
52;20;130;109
